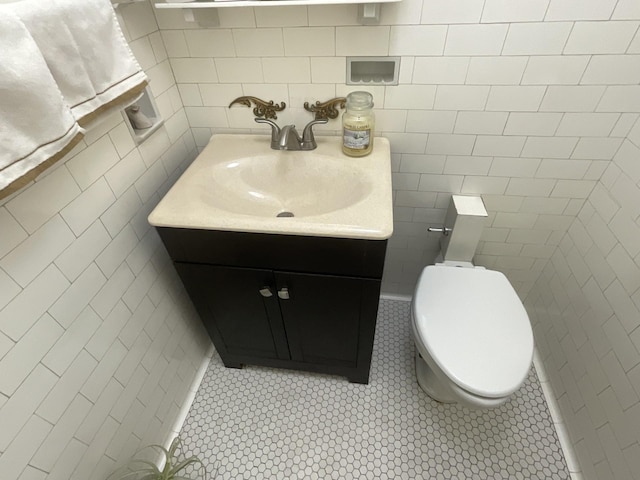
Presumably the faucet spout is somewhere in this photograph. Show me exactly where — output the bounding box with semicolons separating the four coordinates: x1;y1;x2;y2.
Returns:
278;125;302;150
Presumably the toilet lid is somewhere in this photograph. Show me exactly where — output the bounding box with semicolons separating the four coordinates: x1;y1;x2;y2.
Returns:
413;265;533;398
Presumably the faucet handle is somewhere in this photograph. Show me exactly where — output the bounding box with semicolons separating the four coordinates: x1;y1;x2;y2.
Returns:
255;118;281;149
301;118;328;150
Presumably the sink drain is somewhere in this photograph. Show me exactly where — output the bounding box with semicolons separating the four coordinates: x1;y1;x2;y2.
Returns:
277;211;294;218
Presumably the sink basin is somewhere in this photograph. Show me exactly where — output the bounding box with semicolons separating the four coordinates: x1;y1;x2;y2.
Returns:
208;152;372;218
148;134;393;240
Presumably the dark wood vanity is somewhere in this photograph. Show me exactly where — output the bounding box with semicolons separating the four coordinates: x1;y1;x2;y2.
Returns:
157;227;387;384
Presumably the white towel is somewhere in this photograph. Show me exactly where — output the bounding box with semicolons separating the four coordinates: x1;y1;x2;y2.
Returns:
11;0;148;126
0;10;84;200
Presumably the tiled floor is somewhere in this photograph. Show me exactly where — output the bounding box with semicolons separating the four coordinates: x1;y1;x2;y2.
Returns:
180;299;569;480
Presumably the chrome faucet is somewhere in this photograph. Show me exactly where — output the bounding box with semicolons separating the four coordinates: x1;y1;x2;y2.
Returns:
255;118;328;151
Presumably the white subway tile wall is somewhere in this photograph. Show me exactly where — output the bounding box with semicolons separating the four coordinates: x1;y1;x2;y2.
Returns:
0;0;639;479
0;3;210;480
155;1;639;479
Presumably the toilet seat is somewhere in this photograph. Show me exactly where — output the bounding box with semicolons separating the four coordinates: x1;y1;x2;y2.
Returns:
412;265;533;399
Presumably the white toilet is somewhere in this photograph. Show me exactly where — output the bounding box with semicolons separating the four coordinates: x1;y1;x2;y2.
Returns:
411;195;534;409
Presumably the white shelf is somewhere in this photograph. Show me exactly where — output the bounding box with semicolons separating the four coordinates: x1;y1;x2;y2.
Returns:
155;0;400;8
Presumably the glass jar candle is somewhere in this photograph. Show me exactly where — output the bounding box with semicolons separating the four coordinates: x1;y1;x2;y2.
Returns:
342;91;375;157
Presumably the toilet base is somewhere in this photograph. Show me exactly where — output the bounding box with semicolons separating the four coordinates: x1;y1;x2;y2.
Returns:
415;352;455;403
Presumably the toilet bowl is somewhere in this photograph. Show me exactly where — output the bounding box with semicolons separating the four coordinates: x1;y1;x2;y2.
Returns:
411;264;534;408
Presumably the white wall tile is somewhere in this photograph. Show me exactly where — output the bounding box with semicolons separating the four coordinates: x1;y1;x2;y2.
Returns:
503;22;572;55
233;28;284;57
473;135;526;157
255;5;308;26
581;55;640;85
90;263;135;320
540;86;606;113
564;21;640;54
546;0;617;21
184;29;235;57
435;86;489;111
262;57;311;83
0;265;69;341
536;159;591;180
96;225;138;278
0;215;74;288
399;154;446;174
417;174;464;193
77;379;124;445
71;417;120;480
613;0;640;19
481;0;549;23
572;138;623;161
489;157;541;177
161;30;189;58
413;57;470;84
283;27;335;56
0;414;52;480
0;364;57;451
609;211;640;258
421;0;485;24
170;58;218;83
5;167;80;235
522;56;590;86
47;438;88;480
60;178;116;236
454;112;508;134
506;178;557;197
556;113;619;137
134;160;169;204
425;134;476;155
610;172;640;220
184;106;229;129
0;209;27;259
0;314;63;396
310;57;346;83
178;84;203;107
504;113;562;136
198;84;242;108
466;56;527;85
597;86;640;113
613;140;640;183
308;4;358;26
109;123;136;159
405;111;457;134
336;26;390;56
389;25;446;55
380;0;424;25
486;86;546;112
444;24;508;56
66;136;120;191
31;394;92;472
385;85;436;109
55;221;111;282
0;269;19;314
551;180;596;199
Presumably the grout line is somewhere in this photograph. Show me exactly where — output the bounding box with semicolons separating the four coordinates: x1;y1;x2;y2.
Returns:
532;347;582;475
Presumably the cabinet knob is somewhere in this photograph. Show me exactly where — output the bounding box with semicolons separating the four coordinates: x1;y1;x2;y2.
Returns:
259;287;273;298
277;287;290;300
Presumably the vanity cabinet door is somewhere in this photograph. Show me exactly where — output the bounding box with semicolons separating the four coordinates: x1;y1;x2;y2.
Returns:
174;263;290;363
274;272;380;370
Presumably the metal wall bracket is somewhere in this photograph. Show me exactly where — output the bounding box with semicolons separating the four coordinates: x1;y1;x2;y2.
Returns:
357;3;381;24
182;8;220;27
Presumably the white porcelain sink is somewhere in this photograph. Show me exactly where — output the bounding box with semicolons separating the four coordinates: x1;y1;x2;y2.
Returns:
148;134;393;240
208;152;373;218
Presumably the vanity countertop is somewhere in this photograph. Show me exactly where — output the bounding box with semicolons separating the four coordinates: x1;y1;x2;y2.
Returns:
148;134;393;240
